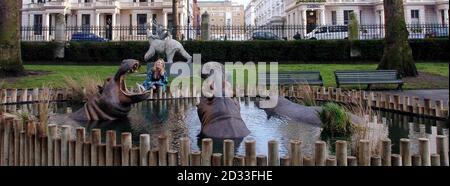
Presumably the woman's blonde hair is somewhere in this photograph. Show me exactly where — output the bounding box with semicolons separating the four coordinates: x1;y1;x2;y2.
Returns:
152;58;166;78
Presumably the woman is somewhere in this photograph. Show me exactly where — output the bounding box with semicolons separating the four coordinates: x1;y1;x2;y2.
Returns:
141;59;168;92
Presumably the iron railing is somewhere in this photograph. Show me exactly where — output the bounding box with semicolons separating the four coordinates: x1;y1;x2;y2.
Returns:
20;24;449;42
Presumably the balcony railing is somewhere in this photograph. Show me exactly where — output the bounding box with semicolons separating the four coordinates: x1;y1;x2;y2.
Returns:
25;2;44;9
95;1;117;7
44;1;66;7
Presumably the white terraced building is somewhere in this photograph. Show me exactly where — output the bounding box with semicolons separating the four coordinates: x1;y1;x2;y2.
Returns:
21;0;195;41
284;0;449;27
244;0;257;26
253;0;286;26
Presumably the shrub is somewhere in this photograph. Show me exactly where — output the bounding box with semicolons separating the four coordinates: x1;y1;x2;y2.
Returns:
22;39;449;63
21;42;59;61
319;103;355;140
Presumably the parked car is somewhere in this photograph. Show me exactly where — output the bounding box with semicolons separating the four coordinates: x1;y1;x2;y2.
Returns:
425;27;449;38
305;26;349;40
71;32;109;42
251;31;282;40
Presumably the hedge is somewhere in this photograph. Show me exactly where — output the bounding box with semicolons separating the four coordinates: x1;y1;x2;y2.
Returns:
22;39;448;63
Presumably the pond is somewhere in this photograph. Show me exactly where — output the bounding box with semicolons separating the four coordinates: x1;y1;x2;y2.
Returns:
4;98;448;157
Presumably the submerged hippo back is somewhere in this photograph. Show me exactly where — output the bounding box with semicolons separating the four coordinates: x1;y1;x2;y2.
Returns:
197;97;250;139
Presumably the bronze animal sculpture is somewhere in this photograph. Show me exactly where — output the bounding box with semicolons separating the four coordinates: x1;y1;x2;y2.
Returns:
144;26;192;63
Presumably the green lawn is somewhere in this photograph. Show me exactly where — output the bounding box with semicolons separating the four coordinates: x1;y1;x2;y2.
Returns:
2;63;448;89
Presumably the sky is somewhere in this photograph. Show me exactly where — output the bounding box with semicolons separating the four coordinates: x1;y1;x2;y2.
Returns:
200;0;251;8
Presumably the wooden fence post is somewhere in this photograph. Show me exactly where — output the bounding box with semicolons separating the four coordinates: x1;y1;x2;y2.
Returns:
257;155;267;166
106;130;116;166
336;140;347;166
358;140;370;166
91;129;101;166
419;138;431;166
223;139;234;166
190;151;201;166
139;134;150;166
245;139;256;166
158;135;168;166
347;156;357;166
212;153;222;166
436;135;449;166
431;154;441;166
381;139;391;166
168;150;178;166
44;124;55;166
391;154;402;166
75;127;85;166
68;140;75;166
326;156;337;166
268;140;279;166
314;141;326;166
61;125;71;166
412;154;422;166
400;138;411;166
180;137;190;166
289;140;302;166
121;132;132;166
98;144;106;166
201;138;213;166
371;155;381;166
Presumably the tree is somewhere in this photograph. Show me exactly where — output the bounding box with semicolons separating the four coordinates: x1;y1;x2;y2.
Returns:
0;0;25;77
377;0;418;77
172;0;180;40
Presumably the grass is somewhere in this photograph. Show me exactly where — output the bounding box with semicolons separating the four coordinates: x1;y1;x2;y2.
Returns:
2;62;448;89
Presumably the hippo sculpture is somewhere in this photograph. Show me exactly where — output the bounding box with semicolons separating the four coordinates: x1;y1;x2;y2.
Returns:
70;59;151;121
197;96;251;139
256;96;364;126
196;64;251;139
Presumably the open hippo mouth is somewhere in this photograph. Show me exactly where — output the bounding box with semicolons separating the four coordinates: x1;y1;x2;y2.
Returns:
115;59;151;102
71;59;151;121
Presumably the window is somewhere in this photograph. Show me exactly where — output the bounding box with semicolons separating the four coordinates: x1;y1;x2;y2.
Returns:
411;10;420;24
167;13;173;29
81;14;91;32
377;10;382;24
34;14;43;35
411;10;419;19
359;10;362;25
152;14;157;34
129;14;133;35
137;14;147;35
343;10;353;25
293;13;295;24
441;10;446;25
49;15;53;36
331;11;337;25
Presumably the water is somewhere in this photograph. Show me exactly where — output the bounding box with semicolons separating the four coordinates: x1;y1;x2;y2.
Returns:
4;99;448;156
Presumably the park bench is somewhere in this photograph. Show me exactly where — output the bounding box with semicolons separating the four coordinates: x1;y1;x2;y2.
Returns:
259;71;324;86
334;70;404;90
